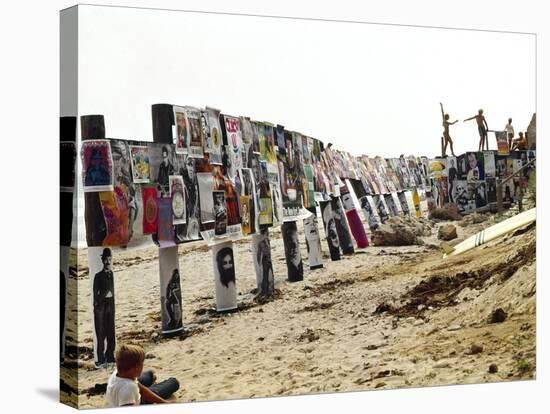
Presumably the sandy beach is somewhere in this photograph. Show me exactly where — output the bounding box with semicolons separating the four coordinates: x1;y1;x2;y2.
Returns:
61;212;536;409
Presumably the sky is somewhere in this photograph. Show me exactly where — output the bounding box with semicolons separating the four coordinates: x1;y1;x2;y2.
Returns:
77;4;535;159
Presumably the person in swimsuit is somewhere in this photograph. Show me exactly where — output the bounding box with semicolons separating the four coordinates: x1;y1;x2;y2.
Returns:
440;103;457;156
464;109;489;151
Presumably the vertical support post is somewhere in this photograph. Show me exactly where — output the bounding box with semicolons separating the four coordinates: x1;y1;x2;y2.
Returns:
281;221;304;282
211;240;238;311
252;228;275;297
303;206;324;270
496;178;503;214
151;104;185;332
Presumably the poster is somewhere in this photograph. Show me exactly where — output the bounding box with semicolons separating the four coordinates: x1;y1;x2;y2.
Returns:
302;164;316;209
373;194;389;223
148;143;175;197
89;246;116;366
465;152;485;180
99;186;129;246
281;221;304;282
173;106;188;154
186;107;204;158
211;241;238;312
341;186;368;248
142;186;158;235
213;191;227;235
397;191;410;216
331;197;355;255
238;168;256;235
252;229;274;297
483;151;496;178
258;161;273;227
303;208;324;269
157;198;176;248
445;156;458;203
271;183;284;226
452;180;470;213
359;196;380;230
384;193;399;217
169;175;186;225
129;145;150;183
223;115;244;179
240;195;252;235
81;139;114;192
159;246;183;335
204;107;223;165
175;154;201;241
495;130;510;155
320;200;341;261
197;172;215;224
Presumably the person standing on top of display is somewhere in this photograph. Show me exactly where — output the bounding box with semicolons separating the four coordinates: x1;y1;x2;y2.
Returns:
440;103;457;157
504;118;515;149
464;109;489;151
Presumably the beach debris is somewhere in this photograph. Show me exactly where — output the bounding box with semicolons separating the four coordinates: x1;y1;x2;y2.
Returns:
438;224;458;241
488;364;499;373
469;344;484;355
434;361;450;368
429;208;462;221
447;325;461;331
489;308;508;323
458;212;490;227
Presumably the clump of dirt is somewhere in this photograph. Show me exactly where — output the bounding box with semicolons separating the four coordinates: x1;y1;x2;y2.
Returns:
298;301;337;313
304;279;355;295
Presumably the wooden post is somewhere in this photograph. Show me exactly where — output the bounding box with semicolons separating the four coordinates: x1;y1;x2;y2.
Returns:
496;178;503;214
151;104;186;332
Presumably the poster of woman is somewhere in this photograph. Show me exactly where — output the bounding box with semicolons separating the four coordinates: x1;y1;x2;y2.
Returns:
159;246;183;335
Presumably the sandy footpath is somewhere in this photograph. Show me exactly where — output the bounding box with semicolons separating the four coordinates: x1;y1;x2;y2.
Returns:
61;215;536;408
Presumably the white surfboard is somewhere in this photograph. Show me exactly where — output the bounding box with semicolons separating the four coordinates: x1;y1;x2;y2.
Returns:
442;208;536;258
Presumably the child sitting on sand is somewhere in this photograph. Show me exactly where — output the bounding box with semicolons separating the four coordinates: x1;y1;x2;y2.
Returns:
105;344;180;407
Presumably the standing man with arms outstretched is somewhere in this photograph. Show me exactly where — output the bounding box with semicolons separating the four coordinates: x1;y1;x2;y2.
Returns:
464;109;489;151
440;103;458;156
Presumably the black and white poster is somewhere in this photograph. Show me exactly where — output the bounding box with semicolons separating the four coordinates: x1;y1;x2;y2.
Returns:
320;200;341;261
175;154;201;241
251;229;275;297
148;143;176;197
373;194;390;223
159;246;183;335
331;197;355;255
486;177;497;203
303;207;324;269
211;241;238;312
204;107;223;165
359;196;380;230
397;191;410;215
89;247;116;366
483;151;496;178
213;191;227;236
446;156;458;203
452;180;471;213
281;221;304;282
384;193;399;217
197;172;215;224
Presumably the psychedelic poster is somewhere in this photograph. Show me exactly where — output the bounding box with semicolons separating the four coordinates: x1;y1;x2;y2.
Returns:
142;186;158;235
81;139;114;192
204;107;223;165
157;198;176;248
129;145;150;183
99;187;129;246
225;181;242;238
169;175;186;225
159;246;183;335
211;241;238;312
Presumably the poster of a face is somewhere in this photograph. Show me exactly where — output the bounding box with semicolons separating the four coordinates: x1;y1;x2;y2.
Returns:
320;200;341;261
129;145;150;183
495;155;508;178
212;241;237;312
359;196;379;230
148;143;175;197
281;221;304;282
159;246;183;334
483;151;496;178
397;191;410;215
197;172;215;224
384;193;399;217
89;246;116;366
303;209;323;269
373;194;389;223
252;229;274;297
204;107;223;165
81;139;114;192
331;197;355;255
173;106;188;154
213;191;227;236
466;152;485;180
456;154;467;180
169;175;186;225
452;180;469;213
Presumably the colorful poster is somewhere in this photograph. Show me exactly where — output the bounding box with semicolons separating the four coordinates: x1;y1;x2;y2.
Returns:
204;107;223;165
223;115;244;179
99;186;129;246
142;186;158;235
129;145;150;183
169;175;186;225
495;130;510;155
159;246;183;334
211;241;237;312
81;139;114;192
173;106;188;154
240;195;252;236
302;164;316;209
281;221;304;282
258;161;273;227
157;198;176;248
465;152;485;180
264;123;277;165
197;172;215;224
